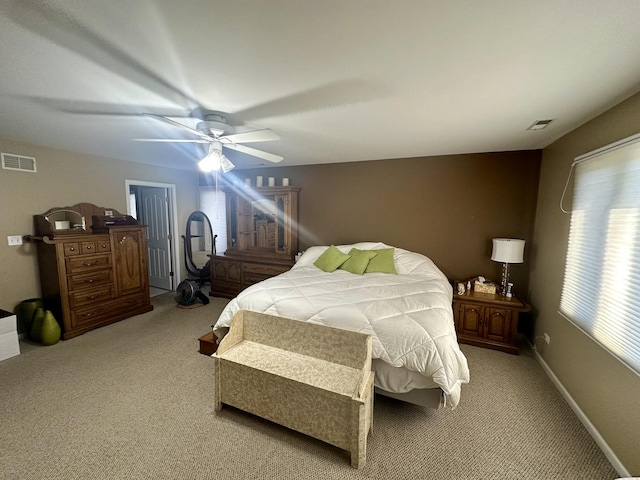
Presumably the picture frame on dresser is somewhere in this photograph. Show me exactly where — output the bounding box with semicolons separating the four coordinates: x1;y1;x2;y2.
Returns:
29;203;153;340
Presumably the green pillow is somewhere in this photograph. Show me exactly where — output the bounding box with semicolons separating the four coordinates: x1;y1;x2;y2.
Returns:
339;248;378;275
314;245;351;272
365;248;397;274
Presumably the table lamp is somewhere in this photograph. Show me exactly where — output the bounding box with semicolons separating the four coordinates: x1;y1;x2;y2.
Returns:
491;238;525;297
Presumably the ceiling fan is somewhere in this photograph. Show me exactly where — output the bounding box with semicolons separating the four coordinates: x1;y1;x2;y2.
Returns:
3;1;385;174
132;111;283;173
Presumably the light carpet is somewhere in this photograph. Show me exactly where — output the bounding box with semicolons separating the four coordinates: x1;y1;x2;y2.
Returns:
0;293;618;479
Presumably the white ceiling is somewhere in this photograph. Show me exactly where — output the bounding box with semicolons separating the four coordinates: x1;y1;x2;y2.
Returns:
1;0;640;171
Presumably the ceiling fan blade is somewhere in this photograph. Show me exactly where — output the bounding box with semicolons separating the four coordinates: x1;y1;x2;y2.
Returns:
1;0;198;111
223;144;283;163
132;138;210;143
232;79;388;122
142;114;212;142
220;129;280;144
23;97;191;119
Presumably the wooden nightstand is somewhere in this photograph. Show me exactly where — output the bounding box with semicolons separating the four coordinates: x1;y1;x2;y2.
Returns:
452;289;530;354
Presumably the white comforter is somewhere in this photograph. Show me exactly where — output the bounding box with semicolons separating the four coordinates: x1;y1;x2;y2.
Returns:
213;243;469;407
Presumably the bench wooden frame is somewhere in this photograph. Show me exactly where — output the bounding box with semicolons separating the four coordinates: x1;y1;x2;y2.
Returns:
213;310;374;468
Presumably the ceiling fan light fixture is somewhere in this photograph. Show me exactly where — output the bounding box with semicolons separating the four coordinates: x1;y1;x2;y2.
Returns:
137;112;281;167
198;141;235;173
198;153;220;172
199;142;221;172
220;155;235;173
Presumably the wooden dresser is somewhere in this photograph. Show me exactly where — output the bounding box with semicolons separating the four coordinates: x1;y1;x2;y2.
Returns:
211;254;292;298
32;203;153;339
210;186;299;298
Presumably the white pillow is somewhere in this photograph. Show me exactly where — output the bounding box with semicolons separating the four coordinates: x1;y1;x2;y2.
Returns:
293;242;389;269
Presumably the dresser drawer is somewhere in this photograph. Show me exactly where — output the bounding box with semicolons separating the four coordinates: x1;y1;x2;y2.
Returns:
95;239;111;253
81;241;97;254
70;293;145;328
66;254;112;274
243;262;290;284
68;269;112;290
69;286;114;309
63;242;81;257
243;263;290;277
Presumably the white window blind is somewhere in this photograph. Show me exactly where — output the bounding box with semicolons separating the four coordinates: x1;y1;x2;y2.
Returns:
198;187;227;255
560;133;640;376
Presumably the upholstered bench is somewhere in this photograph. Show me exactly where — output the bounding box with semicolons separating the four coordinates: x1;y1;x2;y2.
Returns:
213;310;374;468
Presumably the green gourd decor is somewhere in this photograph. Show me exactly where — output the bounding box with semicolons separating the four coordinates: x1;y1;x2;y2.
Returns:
30;307;45;343
40;310;61;346
18;298;43;337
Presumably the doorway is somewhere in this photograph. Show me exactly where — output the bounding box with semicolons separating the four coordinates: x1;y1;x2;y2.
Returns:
125;180;181;296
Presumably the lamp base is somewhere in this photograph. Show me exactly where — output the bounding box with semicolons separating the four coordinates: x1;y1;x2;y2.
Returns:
499;263;510;296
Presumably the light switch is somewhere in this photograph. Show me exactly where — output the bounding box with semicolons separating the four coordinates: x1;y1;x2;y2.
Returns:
7;235;23;246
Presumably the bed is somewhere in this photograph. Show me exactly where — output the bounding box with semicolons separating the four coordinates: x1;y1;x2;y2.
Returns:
212;242;470;408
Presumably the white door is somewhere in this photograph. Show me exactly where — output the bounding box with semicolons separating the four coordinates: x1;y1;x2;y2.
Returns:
140;187;173;290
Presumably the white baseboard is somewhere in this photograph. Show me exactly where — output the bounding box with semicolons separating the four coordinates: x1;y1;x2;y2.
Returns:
531;345;630;478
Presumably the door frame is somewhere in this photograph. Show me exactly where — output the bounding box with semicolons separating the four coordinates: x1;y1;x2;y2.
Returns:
125;179;181;290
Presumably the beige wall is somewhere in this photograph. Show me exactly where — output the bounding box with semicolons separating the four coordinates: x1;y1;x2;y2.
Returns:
223;150;541;296
530;91;640;475
0;138;198;314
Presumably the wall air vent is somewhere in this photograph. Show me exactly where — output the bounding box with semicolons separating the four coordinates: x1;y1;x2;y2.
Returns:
1;152;37;172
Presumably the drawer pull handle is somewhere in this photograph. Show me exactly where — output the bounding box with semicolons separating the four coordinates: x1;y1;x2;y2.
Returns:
86;246;92;249
83;312;96;318
69;247;75;251
86;279;95;284
83;262;94;266
87;295;99;300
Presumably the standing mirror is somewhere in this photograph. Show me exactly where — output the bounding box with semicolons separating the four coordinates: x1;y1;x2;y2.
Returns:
183;211;215;285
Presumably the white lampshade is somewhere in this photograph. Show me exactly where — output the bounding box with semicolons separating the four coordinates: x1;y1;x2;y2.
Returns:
491;238;525;264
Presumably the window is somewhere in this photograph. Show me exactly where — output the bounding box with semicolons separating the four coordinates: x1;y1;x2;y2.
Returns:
199;187;227;255
560;133;640;376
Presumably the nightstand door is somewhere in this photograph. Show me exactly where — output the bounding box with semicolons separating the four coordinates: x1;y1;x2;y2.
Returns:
456;303;484;338
484;307;512;343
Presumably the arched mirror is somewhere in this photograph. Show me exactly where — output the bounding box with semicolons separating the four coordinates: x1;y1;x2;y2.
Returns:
182;211;216;285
